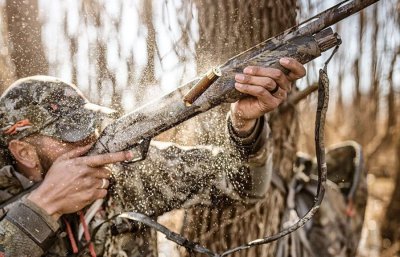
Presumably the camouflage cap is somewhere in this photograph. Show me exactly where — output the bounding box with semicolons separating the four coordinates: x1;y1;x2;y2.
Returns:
0;76;116;147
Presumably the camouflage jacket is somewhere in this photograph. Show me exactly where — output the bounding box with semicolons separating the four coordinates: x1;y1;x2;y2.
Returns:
0;115;273;257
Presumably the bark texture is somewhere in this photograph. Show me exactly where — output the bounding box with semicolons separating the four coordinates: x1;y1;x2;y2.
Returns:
5;0;48;79
178;1;298;256
381;136;400;248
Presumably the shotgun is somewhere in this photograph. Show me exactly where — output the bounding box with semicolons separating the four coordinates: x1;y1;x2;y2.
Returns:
88;0;380;162
91;0;380;255
85;1;380;256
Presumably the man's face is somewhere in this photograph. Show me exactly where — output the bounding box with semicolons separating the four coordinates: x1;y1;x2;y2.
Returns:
24;133;97;173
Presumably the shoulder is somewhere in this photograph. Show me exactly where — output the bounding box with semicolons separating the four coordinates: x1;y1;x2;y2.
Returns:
0;165;27;205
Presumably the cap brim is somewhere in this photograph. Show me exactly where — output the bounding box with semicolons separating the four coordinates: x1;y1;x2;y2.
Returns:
40;103;117;143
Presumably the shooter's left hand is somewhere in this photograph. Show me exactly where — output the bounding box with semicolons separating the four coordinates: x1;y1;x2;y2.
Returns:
230;57;306;135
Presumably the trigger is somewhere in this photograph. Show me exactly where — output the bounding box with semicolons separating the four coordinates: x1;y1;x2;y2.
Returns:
124;138;151;164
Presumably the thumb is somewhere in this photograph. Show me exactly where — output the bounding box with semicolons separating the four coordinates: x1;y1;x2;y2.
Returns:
57;143;93;161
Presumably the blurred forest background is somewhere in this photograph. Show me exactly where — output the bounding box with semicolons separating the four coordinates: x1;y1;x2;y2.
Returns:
0;0;399;256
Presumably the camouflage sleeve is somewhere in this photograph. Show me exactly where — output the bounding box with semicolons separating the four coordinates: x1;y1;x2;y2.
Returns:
0;197;60;256
110;113;273;216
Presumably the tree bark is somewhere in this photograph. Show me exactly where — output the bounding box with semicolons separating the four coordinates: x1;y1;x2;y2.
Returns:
179;1;298;256
0;5;16;92
380;49;400;250
5;0;48;78
137;0;157;104
381;135;400;250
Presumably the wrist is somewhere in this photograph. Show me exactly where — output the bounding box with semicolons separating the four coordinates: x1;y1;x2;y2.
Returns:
28;189;62;221
230;113;257;137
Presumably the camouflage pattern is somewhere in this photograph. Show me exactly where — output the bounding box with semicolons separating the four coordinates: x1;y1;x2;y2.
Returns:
276;141;367;257
0;112;273;257
0;215;44;257
0;166;28;201
0;76;114;154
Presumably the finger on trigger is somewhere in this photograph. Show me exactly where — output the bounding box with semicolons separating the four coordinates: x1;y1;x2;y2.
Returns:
80;151;134;167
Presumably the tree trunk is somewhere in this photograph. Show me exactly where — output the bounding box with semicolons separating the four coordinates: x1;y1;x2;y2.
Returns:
180;1;298;256
138;0;157;94
0;4;16;92
367;5;379;142
381;135;400;251
380;49;400;250
5;0;48;78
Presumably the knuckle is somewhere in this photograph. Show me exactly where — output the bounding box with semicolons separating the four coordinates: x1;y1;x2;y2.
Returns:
266;78;276;88
99;189;108;198
89;190;97;199
62;159;73;166
89;177;98;187
84;192;93;202
274;70;283;80
283;82;291;89
251;66;260;74
242;74;251;83
255;87;265;96
84;199;92;206
259;89;269;98
81;177;91;188
101;168;111;177
82;167;92;176
241;84;249;91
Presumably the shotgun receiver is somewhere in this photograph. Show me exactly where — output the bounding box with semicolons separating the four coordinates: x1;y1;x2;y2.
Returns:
88;0;380;160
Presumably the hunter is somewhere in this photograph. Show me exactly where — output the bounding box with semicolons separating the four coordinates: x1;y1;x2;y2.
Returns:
0;58;305;256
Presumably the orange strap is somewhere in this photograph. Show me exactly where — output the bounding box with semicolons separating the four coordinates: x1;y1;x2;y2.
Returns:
63;217;79;254
79;211;97;257
3;119;32;135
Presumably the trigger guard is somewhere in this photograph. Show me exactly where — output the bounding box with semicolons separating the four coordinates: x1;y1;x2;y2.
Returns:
123;138;151;164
